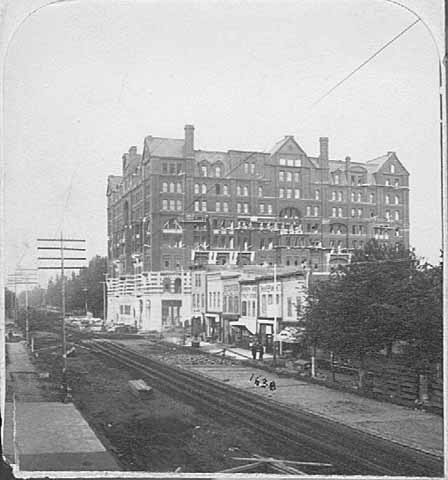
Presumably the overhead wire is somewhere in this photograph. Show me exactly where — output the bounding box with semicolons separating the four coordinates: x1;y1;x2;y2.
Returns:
311;18;421;107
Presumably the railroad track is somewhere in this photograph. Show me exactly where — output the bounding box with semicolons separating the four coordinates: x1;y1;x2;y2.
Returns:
84;339;443;476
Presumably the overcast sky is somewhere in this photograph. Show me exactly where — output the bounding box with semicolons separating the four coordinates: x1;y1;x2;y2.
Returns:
4;0;443;281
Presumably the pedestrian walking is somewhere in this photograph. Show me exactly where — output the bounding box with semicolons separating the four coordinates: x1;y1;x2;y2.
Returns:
251;342;257;360
258;343;264;360
261;377;268;388
254;376;260;386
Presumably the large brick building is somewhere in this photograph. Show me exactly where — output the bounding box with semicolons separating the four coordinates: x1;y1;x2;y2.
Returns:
107;125;409;276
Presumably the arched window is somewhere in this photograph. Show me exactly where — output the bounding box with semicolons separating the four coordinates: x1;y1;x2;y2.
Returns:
215;165;222;177
385;194;390;204
390;164;395;174
174;278;182;293
200;164;207;177
162;182;168;193
334;174;340;185
243;186;249;196
169;182;175;192
394;195;400;204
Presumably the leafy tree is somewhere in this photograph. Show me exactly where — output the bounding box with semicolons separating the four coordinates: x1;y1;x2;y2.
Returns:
304;240;420;389
44;256;107;318
402;263;442;370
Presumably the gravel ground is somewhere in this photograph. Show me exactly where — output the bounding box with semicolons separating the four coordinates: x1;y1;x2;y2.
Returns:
31;339;298;473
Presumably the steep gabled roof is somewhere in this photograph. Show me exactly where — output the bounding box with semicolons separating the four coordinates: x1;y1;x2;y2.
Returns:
144;136;185;158
269;136;306;156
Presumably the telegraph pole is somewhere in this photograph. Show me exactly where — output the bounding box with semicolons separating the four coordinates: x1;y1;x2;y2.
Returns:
7;269;38;344
273;263;277;366
37;235;86;399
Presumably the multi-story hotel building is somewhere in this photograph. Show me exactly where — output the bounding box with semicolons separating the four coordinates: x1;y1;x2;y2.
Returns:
107;125;409;277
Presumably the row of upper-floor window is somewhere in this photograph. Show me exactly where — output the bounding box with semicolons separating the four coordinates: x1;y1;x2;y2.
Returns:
332;174;401;187
162;182;183;193
279;171;301;183
331;206;402;220
162;199;183;211
330;191;401;203
118;181;404;204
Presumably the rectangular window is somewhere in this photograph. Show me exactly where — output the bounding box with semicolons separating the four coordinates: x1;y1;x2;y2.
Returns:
294;159;302;167
215;184;221;195
287;158;294;166
223;185;229;195
287;189;292;199
279;171;285;182
287;297;292;316
162;199;168;210
243;186;249;196
279;158;286;166
338;207;343;217
244;203;249;213
268;294;273;305
286;172;292;182
176;200;182;211
169;199;175;210
237;203;241;213
279;188;284;198
294;189;300;199
216;201;221;212
237;185;241;196
294;172;299;182
258;186;263;196
202;200;207;211
267;204;272;214
169;163;176;174
162;163;168;174
260;204;265;213
223;202;229;212
194;201;200;211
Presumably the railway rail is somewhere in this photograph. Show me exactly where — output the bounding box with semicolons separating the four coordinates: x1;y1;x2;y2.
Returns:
84;339;443;476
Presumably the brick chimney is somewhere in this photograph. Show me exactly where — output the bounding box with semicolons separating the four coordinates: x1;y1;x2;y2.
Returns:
345;155;351;170
184;124;195;157
319;137;329;166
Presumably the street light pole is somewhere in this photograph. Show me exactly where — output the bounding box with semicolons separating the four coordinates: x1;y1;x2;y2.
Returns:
82;288;88;316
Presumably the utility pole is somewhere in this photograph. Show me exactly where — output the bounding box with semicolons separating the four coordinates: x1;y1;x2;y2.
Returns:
7;269;38;344
37;235;86;400
273;263;277;366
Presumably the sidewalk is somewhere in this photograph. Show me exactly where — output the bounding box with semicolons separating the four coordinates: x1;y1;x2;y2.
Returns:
163;337;443;457
4;341;120;472
164;336;273;360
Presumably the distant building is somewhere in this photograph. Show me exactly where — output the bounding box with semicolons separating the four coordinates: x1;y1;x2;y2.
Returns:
106;125;410;276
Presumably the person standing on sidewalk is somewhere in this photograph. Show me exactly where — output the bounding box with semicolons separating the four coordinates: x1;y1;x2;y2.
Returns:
251;341;257;360
258;343;264;361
